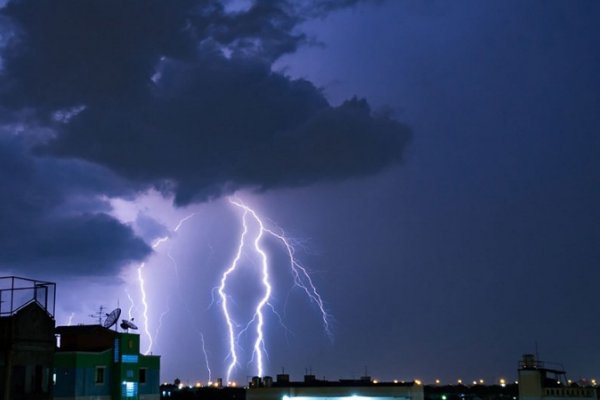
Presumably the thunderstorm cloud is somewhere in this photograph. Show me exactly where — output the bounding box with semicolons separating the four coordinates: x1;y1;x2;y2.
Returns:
0;132;151;276
0;0;410;274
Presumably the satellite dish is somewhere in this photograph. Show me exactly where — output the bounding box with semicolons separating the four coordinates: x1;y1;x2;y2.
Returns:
103;308;121;329
120;318;138;331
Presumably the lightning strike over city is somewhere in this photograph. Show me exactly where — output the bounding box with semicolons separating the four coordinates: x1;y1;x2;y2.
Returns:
4;0;597;392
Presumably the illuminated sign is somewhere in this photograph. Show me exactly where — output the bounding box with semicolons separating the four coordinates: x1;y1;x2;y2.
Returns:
121;355;139;363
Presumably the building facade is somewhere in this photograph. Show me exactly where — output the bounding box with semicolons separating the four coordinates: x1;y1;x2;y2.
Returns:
518;354;596;400
54;325;160;400
0;276;56;400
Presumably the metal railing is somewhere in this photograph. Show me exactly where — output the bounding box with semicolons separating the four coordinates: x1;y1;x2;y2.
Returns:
0;276;56;317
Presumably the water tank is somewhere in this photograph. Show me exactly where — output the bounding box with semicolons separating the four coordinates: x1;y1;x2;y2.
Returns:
251;376;262;388
277;374;290;383
522;354;537;368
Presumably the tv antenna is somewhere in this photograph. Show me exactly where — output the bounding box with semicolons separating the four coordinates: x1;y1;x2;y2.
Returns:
120;318;138;331
103;307;121;330
89;305;106;325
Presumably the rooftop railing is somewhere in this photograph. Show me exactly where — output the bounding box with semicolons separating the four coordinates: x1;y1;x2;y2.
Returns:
0;276;56;317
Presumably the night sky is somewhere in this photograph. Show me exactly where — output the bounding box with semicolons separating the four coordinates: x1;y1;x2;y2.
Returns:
1;0;599;385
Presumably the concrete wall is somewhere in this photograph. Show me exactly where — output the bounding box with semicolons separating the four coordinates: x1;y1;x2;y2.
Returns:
0;301;55;400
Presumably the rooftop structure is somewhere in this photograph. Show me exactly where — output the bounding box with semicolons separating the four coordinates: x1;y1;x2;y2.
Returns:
518;354;596;400
54;324;161;400
0;276;56;400
246;375;424;400
0;276;56;317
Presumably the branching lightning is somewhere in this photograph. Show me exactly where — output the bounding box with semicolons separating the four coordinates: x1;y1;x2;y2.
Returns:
264;229;333;340
125;289;135;320
126;198;330;381
217;198;331;380
135;214;202;356
130;212;214;381
137;261;153;354
199;331;212;382
218;208;248;383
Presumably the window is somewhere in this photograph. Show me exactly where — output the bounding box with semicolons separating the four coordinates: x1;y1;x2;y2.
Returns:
95;367;105;384
122;381;138;398
139;368;147;384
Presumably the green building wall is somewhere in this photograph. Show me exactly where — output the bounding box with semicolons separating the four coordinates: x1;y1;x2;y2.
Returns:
54;330;160;400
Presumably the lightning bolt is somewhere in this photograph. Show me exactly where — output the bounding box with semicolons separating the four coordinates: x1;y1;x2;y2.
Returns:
137;232;180;354
219;198;331;380
154;306;170;345
263;229;332;340
134;212;213;380
67;312;75;326
246;204;271;378
125;289;135;320
218;207;248;383
199;331;212;382
137;260;153;354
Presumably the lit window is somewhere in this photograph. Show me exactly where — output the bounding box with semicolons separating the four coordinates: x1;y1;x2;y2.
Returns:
122;381;138;398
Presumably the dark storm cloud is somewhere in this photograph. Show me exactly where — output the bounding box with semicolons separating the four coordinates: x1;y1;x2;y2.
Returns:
0;132;151;275
0;0;410;205
43;53;410;204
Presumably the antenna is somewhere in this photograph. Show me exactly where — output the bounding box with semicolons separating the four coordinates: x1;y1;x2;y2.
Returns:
120;318;138;331
90;305;105;324
103;308;121;329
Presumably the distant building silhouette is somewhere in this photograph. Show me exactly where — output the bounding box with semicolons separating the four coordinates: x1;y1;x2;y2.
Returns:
246;374;424;400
